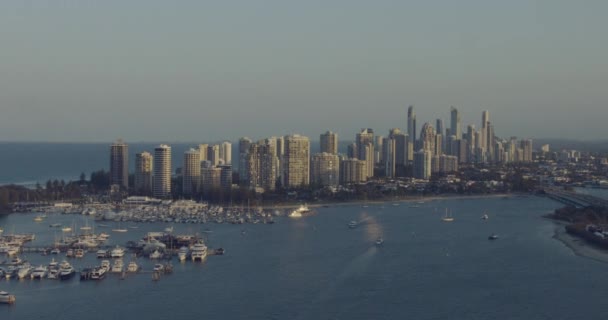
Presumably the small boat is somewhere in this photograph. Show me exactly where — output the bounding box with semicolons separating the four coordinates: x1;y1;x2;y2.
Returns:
375;237;384;246
112;228;128;233
164;226;174;233
100;260;111;271
348;221;358;229
288;204;310;218
90;267;107;280
214;248;225;255
0;291;16;305
96;249;108;258
66;249;75;258
392;203;400;206
34;215;44;222
149;249;162;260
62;227;72;233
127;261;140;273
481;214;489;220
75;249;85;258
111;259;124;273
488;234;499;240
50;248;61;255
110;246;125;258
153;264;165;273
47;268;59;280
442;209;454;222
49;223;62;228
58;261;76;280
178;247;189;262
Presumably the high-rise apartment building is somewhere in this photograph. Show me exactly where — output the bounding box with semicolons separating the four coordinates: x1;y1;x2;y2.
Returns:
450;106;461;140
198;144;209;162
282;134;310;188
340;158;366;184
320;131;338;155
110;139;129;189
356;128;374;179
238;137;252;185
413;149;432;180
407;105;417;147
135;151;153;195
153;144;172;198
208;145;220;166
220;141;232;164
182;148;200;197
311;152;340;186
420;122;436;155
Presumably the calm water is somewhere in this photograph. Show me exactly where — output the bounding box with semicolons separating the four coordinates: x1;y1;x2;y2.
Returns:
1;196;607;319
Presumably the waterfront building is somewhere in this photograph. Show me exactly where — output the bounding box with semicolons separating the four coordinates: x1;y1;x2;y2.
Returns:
200;163;221;196
450;106;462;140
383;138;396;178
311;152;340;186
198;144;209;162
347;143;357;159
208;145;221;166
245;138;278;192
182;148;200;197
153;144;172;199
220;141;232;164
413;150;432;180
110;139;129;189
521;139;533;162
238;137;252;185
282;134;310;188
320;130;338;155
356;128;375;179
420;122;436;155
219;164;233;192
375;135;384;164
407;105;417;148
340;158;366;184
134;152;153;195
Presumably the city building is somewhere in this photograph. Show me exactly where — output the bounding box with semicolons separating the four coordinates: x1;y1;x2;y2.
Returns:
420;122;436;155
200;163;221;196
311;152;340;186
282;134;310;188
356;128;375;179
134;152;153;195
407;105;417;147
238;137;252;185
153;144;172;198
320;130;338;155
450;106;461;140
219;164;233;192
208;145;221;166
413;149;432;180
340;158;366;184
220;141;232;164
182;148;200;197
110;139;129;189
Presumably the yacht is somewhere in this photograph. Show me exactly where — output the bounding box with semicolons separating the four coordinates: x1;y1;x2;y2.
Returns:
34;215;44;222
31;265;48;279
100;260;111;271
149;249;162;259
50;248;61;255
111;259;124;273
110;246;125;258
47;268;60;280
288;204;310;218
0;291;16;305
96;249;108;258
348;221;358;229
62;226;72;233
66;249;75;258
177;247;189;262
91;266;107;280
127;261;140;273
59;261;76;280
48;258;59;269
75;249;85;258
191;241;208;262
153;263;165;273
17;264;33;279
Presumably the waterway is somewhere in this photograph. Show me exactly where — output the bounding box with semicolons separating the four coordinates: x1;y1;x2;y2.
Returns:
1;196;607;319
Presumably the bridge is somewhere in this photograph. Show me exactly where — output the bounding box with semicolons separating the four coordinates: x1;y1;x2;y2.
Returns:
542;188;608;208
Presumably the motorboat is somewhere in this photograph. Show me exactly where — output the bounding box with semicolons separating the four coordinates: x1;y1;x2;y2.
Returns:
481;214;489;220
288;204;310;218
75;249;85;258
488;234;499;240
191;241;208;262
348;221;358;229
153;263;164;273
110;246;125;258
50;248;61;255
178;247;189;262
17;264;33;279
111;259;124;273
34;215;44;222
59;261;75;280
66;249;75;258
0;291;16;305
100;260;111;271
31;265;48;279
375;237;384;246
47;268;59;280
215;248;225;255
91;266;107;280
127;261;140;273
149;249;162;260
96;249;108;258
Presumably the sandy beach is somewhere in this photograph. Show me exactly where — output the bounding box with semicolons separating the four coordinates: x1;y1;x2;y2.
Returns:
552;221;608;264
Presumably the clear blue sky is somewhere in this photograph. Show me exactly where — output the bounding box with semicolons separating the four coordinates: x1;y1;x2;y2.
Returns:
1;1;606;142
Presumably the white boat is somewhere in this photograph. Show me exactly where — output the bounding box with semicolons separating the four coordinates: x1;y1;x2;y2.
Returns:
110;246;125;258
17;264;33;279
47;268;59;280
149;249;162;259
488;234;499;240
48;258;59;269
348;220;358;229
96;249;108;258
7;246;20;256
153;263;164;272
178;247;189;262
50;248;61;255
34;215;44;222
0;291;16;305
59;261;75;280
164;226;174;233
375;237;384;246
481;214;489;220
30;265;48;279
442;208;454;222
127;261;140;273
100;260;111;271
75;249;85;258
112;228;128;233
91;267;107;280
62;227;72;233
288;204;310;218
191;241;208;262
111;259;124;273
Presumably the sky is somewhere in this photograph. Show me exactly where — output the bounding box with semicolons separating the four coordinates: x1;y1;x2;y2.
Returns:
1;0;607;142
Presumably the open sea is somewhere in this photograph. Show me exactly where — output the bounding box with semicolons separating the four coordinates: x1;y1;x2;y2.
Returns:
2;195;608;319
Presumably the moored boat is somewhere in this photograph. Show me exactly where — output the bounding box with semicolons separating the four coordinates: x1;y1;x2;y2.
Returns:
58;261;76;280
111;259;124;273
127;261;140;273
191;241;208;262
110;246;125;258
0;291;16;305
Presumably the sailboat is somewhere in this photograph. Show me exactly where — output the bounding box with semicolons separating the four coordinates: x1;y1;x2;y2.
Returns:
442;208;454;222
80;218;92;232
112;222;128;233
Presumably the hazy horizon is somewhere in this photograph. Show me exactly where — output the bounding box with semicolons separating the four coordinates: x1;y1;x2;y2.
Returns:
2;1;607;142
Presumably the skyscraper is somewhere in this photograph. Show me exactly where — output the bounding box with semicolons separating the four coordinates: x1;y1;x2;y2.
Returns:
135;151;153;195
282;134;310;188
208;145;220;166
320;130;338;155
340;158;366;184
198;144;209;162
407;105;417;146
311;152;340;186
153;144;172;199
238;137;252;185
356;128;374;179
110;139;129;189
220;141;232;164
419;122;436;155
450;106;461;140
182;148;200;197
413;149;432;180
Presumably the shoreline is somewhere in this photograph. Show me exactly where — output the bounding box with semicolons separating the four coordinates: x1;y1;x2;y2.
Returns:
262;193;515;210
551;221;608;264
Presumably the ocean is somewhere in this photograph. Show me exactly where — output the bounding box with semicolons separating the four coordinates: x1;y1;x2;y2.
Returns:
2;196;608;319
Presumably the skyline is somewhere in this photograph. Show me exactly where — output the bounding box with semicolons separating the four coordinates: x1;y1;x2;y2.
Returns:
1;1;608;142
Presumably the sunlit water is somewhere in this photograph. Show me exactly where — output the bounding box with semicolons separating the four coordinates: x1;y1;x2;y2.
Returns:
1;196;607;319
